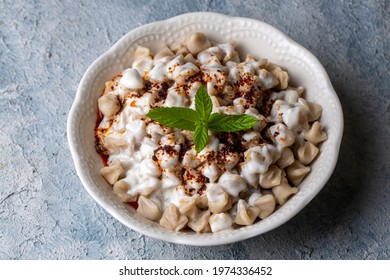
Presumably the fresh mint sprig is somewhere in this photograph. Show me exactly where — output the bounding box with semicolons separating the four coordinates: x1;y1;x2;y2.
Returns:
146;86;258;152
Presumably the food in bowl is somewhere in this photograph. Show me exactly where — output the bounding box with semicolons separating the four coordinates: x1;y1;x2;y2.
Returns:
94;32;327;233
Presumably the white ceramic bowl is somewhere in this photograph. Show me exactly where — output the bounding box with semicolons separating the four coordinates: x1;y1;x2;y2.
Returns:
67;12;343;246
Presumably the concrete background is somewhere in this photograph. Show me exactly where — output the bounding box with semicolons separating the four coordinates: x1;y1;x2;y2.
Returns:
0;0;389;259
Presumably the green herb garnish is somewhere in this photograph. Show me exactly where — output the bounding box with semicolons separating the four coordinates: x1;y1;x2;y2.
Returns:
146;86;258;152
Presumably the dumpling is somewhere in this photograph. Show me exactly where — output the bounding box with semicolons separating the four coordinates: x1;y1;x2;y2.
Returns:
184;53;197;64
100;159;123;185
242;144;279;174
303;121;327;145
159;204;188;231
259;165;282;189
268;64;289;90
240;163;260;188
112;180;136;202
132;46;153;75
137;195;161;221
182;146;202;169
268;123;295;148
307;101;322;122
199;160;221;183
297;141;319;165
209;213;233;233
277;147;294;169
184;32;211;55
259;69;279;90
299;98;322;122
153;46;174;64
252;194;276;219
120;68;144;89
98;94;120;117
179;196;200;220
235;199;260;226
188;210;211;233
272;177;298;205
286;160;311;186
218;171;247;197
206;183;232;214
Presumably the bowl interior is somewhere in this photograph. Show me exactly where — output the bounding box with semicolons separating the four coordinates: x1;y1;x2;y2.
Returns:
68;12;343;246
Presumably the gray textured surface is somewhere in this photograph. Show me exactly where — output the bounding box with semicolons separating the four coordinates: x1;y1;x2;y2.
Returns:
1;0;389;260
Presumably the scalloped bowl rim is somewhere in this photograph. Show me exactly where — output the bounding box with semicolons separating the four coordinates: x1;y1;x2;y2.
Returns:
67;12;343;246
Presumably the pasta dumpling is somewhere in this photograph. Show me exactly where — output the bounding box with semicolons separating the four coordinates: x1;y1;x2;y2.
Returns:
298;97;322;122
185;32;211;55
252;194;276;219
306;100;323;122
218;171;247;197
240;163;260;187
132;46;153;75
286;160;311;186
268;123;295;148
259;68;279;90
235;199;260;226
131;46;153;76
112;180;137;202
184;53;197;64
98;94;120;117
277;148;294;169
179;196;200;220
153;46;174;64
297;141;319;165
100;160;123;185
159;204;188;231
101;136;130;155
259;165;282;189
206;183;232;214
209;213;233;233
182;146;202;169
267;64;289;90
137;195;161;221
188;210;211;233
272;177;298;205
303;121;327;145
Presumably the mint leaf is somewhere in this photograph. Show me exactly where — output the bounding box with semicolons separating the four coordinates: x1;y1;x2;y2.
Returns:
195;86;212;121
146;87;259;153
194;122;209;153
208;113;258;132
146;107;199;131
